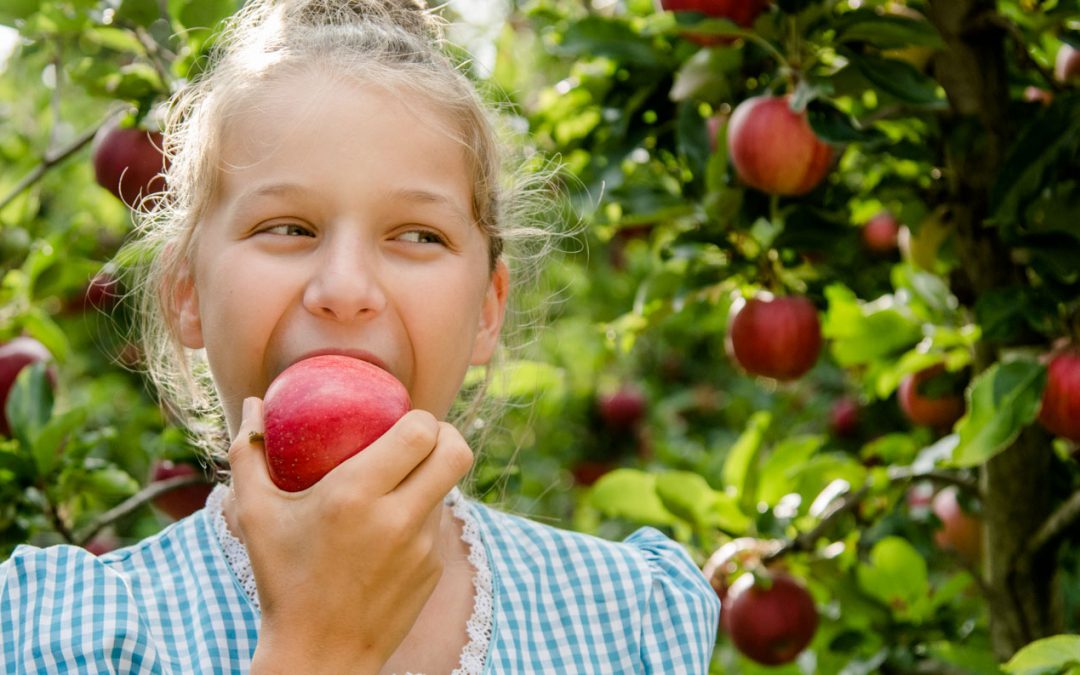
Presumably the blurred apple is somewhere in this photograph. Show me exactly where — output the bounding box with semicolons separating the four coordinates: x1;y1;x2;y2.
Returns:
727;294;822;381
597;384;648;430
1;336;56;437
1055;43;1080;84
932;486;982;565
862;212;900;254
657;0;770;46
898;364;965;430
724;570;819;665
727;95;833;196
1038;349;1080;443
829;396;860;438
92;122;168;209
150;460;214;521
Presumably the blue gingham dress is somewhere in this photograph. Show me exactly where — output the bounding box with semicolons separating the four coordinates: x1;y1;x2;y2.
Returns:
1;486;720;673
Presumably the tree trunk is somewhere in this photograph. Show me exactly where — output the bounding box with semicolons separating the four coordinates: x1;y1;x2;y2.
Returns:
925;0;1063;659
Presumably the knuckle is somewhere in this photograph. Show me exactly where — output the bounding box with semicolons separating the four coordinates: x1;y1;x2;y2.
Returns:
395;411;438;450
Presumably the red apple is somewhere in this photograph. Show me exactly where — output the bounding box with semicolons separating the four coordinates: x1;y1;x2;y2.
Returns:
724;570;819;666
66;270;123;314
657;0;770;46
1055;43;1080;84
931;486;982;565
1023;86;1054;105
570;459;616;487
263;355;412;492
727;294;822;381
1038;350;1080;443
92;123;168;208
898;364;965;430
150;459;214;521
82;532;120;556
727;95;833;196
597;385;648;430
862;212;900;253
0;336;55;437
829;396;860;438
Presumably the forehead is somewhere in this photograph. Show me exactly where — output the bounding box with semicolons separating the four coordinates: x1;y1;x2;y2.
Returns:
213;72;472;204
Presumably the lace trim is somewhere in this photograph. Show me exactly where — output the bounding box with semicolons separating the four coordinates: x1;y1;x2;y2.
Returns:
205;484;492;675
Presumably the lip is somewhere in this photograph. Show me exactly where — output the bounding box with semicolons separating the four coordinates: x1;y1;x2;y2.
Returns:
289;348;392;375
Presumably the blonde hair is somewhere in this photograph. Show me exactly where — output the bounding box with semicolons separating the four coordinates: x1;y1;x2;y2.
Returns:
121;0;569;465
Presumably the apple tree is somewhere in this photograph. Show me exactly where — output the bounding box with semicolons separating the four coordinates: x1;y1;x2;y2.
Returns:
477;0;1080;672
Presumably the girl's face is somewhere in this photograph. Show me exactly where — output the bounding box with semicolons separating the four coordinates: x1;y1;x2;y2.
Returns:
174;74;508;435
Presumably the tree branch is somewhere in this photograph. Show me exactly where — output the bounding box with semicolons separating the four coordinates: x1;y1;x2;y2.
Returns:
1020;487;1080;567
0;108;128;214
73;473;211;546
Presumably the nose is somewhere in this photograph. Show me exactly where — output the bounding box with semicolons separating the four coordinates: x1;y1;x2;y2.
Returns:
301;237;387;322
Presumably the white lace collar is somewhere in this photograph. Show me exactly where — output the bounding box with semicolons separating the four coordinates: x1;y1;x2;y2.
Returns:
205;484;493;675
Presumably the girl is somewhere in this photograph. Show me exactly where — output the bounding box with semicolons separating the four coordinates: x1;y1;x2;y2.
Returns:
0;1;720;672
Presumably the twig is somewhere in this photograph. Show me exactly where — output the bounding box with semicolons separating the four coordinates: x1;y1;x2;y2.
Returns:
1020;488;1080;566
0;108;129;214
73;473;211;546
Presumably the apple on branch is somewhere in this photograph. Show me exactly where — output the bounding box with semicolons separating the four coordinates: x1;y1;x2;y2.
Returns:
726;95;833;196
931;486;982;566
0;336;56;438
150;459;215;521
724;569;819;666
897;364;965;431
263;355;411;492
656;0;770;46
861;212;900;254
92;121;168;209
726;293;823;381
1038;349;1080;443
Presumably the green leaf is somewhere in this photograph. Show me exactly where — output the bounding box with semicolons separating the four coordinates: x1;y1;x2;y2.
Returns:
115;0;163;27
823;285;922;367
722;411;771;500
169;0;238;31
5;363;54;454
856;536;931;623
991;93;1080;229
756;435;824;506
553;16;667;71
1003;635;1080;675
655;471;717;529
834;9;944;49
590;469;676;526
32;408;87;477
952;360;1047;468
670;47;739;102
806;99;887;145
841;49;943;106
711;492;752;535
475;361;566;399
0;0;37;23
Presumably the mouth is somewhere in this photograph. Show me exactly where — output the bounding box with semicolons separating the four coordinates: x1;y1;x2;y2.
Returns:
287;348;392;376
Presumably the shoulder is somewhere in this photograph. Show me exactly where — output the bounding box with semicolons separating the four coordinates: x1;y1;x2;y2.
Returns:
1;511;254;673
468;501;720;670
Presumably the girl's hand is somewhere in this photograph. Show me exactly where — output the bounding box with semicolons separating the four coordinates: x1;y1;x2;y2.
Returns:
230;397;473;674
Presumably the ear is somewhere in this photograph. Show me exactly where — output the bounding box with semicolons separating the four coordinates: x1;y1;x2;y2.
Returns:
470;260;509;366
173;263;205;349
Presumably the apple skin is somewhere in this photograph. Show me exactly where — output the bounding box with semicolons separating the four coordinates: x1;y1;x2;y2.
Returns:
92;123;168;208
724;570;819;666
931;487;982;565
150;460;214;521
829;396;860;438
597;385;648;430
727;95;833;196
898;364;965;430
1038;350;1080;443
727;294;822;381
0;337;55;437
1055;43;1080;84
657;0;770;45
862;212;900;253
264;355;412;492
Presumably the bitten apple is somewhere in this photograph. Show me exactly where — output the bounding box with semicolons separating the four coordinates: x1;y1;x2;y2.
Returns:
263;355;411;492
92;123;168;208
1038;350;1080;443
0;336;55;437
727;294;822;381
724;570;819;666
898;364;965;430
727;95;833;196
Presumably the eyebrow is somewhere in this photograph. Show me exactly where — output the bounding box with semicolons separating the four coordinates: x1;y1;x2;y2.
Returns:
234;184;473;224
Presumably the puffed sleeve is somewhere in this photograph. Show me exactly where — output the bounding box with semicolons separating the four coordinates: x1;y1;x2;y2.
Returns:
624;527;721;674
1;544;165;674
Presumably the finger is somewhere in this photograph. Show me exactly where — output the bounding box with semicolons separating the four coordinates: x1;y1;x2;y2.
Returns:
227;397;276;499
335;409;441;495
392;421;473;511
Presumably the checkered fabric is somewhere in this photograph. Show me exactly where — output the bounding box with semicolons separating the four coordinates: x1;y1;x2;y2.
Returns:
1;497;719;674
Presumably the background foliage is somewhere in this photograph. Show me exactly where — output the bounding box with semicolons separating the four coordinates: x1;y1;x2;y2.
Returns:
2;0;1080;672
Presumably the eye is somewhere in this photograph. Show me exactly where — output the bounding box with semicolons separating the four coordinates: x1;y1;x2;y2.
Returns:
396;229;447;245
263;223;314;237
